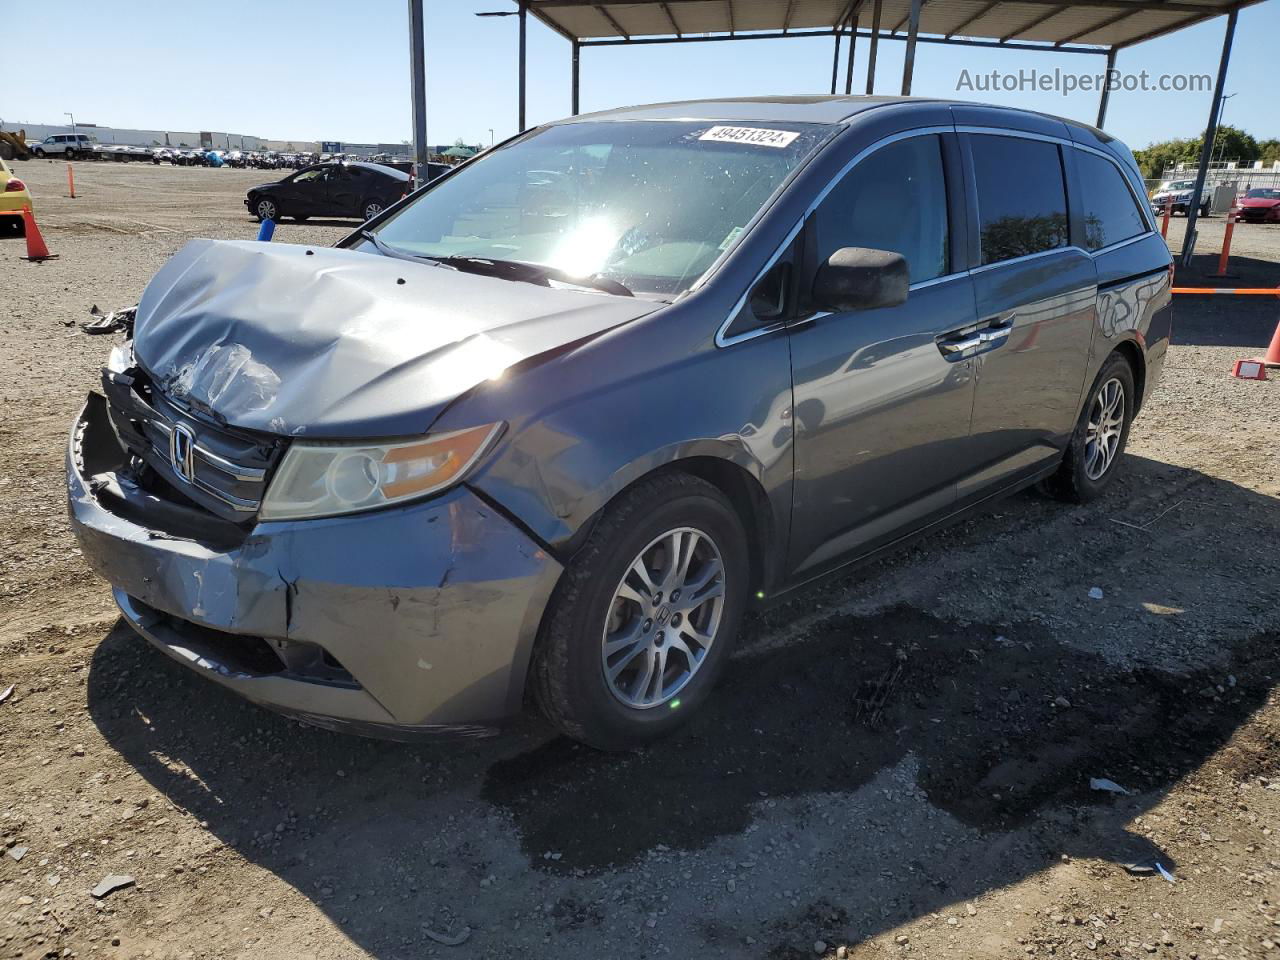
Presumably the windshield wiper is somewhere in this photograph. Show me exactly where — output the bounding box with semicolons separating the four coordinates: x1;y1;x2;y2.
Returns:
431;255;634;297
358;230;449;268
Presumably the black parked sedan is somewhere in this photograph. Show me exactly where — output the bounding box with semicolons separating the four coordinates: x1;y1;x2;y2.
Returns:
245;161;417;223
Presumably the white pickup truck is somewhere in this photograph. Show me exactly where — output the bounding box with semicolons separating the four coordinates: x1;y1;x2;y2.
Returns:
31;134;95;159
1150;178;1211;217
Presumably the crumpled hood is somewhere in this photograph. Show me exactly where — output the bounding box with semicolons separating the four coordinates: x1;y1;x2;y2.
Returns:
132;239;660;438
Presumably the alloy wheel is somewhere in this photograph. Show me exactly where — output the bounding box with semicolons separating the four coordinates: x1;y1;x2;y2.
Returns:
601;526;726;709
1084;377;1125;480
257;199;277;220
364;201;383;219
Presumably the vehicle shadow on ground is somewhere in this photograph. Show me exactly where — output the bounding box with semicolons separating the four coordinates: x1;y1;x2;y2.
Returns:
256;217;362;230
86;457;1279;957
1173;253;1280;349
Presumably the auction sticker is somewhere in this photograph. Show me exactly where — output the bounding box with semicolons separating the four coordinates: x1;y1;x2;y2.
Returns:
699;125;799;148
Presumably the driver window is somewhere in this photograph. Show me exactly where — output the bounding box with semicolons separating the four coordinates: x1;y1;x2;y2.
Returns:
811;135;949;285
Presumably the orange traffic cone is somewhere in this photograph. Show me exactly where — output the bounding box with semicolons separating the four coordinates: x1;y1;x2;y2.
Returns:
1262;317;1280;369
21;206;56;262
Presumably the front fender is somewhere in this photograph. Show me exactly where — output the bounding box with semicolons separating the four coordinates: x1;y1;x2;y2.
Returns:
443;304;796;564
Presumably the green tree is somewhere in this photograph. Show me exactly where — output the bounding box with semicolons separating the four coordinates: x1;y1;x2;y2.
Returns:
1133;125;1261;178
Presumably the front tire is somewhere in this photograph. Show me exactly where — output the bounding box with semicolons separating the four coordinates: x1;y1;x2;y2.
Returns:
1043;352;1135;503
532;473;749;751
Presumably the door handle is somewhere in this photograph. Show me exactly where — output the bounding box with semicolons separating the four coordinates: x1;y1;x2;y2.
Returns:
976;313;1016;348
937;313;1015;359
937;334;984;356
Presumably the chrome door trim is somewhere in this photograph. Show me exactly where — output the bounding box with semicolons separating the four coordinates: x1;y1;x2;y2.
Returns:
716;123;1159;349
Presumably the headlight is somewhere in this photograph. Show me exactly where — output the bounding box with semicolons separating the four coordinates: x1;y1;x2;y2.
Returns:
259;422;503;521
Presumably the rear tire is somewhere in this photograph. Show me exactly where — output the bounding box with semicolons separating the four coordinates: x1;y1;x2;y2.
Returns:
361;198;384;221
1042;352;1136;503
253;196;278;222
532;472;749;751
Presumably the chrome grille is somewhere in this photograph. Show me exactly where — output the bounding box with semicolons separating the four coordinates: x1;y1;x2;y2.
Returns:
101;364;283;523
139;417;265;513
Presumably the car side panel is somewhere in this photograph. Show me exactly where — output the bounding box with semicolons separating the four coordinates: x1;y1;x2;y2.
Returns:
451;302;797;579
1085;232;1173;408
327;169;363;217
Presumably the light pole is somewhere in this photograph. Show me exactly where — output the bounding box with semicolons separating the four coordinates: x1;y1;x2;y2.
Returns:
65;111;77;138
488;128;494;146
408;0;428;187
1211;92;1237;170
477;5;526;132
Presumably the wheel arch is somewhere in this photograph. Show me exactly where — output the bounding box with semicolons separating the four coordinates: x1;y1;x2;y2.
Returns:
1110;338;1147;414
542;450;782;599
644;456;777;599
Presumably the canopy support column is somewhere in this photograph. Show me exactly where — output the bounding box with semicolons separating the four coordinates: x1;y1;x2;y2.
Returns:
518;0;528;132
1095;47;1116;127
830;28;843;93
844;26;858;93
571;39;580;115
901;0;922;94
1181;9;1237;268
865;0;882;93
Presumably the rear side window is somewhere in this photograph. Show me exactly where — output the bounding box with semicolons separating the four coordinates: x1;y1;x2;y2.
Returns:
812;135;949;285
971;134;1068;265
1078;151;1148;251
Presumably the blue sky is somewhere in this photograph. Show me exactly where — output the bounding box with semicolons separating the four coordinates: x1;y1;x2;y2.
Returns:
7;0;1277;150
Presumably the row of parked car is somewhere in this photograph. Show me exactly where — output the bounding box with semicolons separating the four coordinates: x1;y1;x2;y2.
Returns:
1147;176;1280;223
26;134;415;173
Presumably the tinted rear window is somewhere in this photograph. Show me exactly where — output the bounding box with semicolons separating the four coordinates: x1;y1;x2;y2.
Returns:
1078;151;1148;251
971;134;1068;265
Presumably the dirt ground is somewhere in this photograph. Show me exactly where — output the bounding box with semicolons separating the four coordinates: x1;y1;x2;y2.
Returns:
2;159;1278;960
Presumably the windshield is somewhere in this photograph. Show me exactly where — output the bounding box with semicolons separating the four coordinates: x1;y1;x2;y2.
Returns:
1163;180;1196;192
366;120;829;298
1245;188;1280;199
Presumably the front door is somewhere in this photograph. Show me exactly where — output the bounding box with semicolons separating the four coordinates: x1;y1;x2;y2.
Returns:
285;166;328;216
788;131;981;577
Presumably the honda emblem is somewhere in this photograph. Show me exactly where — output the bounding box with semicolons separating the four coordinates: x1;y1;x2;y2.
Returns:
169;423;196;484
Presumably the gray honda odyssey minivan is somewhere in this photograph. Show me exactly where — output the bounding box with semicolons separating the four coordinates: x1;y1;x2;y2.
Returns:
68;97;1172;749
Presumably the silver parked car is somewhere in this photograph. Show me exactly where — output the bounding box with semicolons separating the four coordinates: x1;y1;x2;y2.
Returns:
67;97;1172;749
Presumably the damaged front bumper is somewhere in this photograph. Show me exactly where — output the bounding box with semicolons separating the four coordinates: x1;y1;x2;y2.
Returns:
67;393;563;739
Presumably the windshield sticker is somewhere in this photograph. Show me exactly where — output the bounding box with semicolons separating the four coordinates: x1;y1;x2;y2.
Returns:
699;126;799;149
718;226;744;251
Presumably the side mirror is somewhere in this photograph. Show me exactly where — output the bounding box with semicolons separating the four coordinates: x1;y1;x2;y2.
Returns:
811;247;909;313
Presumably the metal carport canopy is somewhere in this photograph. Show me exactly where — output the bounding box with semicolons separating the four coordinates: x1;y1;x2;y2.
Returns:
531;0;1251;48
403;0;1267;267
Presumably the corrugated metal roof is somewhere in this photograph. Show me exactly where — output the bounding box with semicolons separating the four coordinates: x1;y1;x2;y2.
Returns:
529;0;1259;49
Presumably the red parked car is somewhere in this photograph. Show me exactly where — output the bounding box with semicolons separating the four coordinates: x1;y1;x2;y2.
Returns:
1236;187;1280;224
